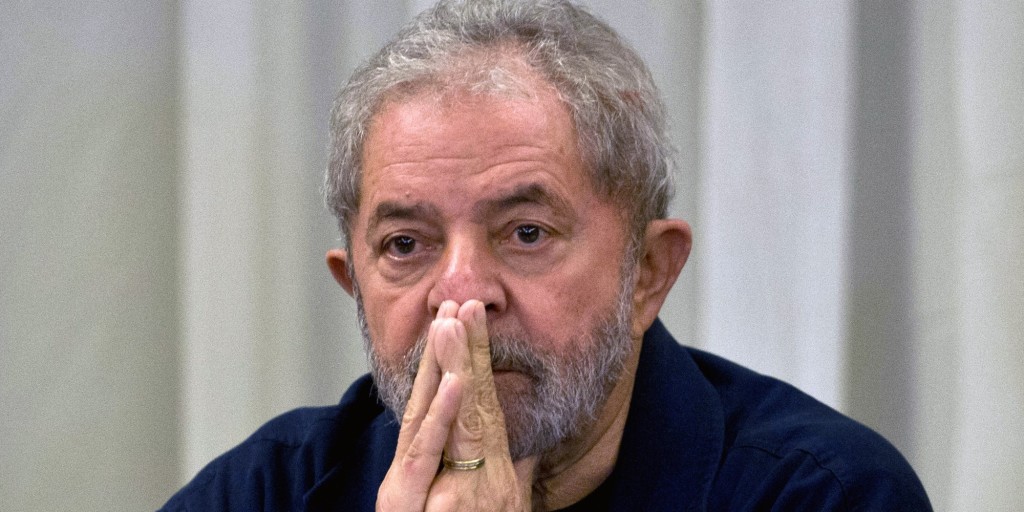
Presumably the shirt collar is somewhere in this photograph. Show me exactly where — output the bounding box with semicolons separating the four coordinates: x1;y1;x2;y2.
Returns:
598;319;725;510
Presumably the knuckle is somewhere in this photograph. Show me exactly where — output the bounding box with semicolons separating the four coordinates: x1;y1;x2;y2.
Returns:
400;404;420;429
426;489;457;510
402;449;423;473
401;442;437;475
458;410;486;443
399;416;417;434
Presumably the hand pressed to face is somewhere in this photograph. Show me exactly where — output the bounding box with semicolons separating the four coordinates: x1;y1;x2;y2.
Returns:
345;84;640;450
325;83;693;509
377;299;537;511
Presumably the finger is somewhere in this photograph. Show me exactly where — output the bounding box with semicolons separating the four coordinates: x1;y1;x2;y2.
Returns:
403;371;462;473
394;302;457;454
393;324;439;455
430;317;483;463
443;300;506;464
460;299;499;419
459;300;493;382
437;299;459;320
458;299;506;446
379;371;463;508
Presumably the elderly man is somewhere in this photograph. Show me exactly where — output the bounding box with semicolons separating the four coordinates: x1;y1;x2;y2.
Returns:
162;0;931;510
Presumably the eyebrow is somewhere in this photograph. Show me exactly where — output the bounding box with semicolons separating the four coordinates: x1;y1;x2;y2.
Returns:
364;182;572;235
367;201;442;233
474;182;572;218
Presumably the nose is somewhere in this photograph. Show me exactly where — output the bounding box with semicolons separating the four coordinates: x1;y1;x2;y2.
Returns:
426;233;506;316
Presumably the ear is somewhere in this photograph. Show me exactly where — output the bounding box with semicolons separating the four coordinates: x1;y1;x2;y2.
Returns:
631;219;692;337
326;248;355;297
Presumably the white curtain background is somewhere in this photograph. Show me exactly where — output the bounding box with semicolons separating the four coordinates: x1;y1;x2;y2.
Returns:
2;1;1021;510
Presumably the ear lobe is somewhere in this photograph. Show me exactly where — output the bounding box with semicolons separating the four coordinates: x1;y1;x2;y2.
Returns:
632;219;692;335
326;248;356;297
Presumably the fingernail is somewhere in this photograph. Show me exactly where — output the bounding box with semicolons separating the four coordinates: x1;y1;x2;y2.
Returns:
442;300;459;318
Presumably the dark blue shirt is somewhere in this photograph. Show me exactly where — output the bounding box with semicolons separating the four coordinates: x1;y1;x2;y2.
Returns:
160;320;932;511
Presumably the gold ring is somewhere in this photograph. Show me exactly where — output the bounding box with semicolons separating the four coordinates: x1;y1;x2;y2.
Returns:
442;454;485;471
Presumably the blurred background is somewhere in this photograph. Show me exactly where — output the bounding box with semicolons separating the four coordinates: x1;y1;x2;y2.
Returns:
2;0;1021;510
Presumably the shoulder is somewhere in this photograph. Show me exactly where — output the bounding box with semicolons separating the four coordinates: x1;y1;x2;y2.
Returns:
159;375;387;512
688;348;932;511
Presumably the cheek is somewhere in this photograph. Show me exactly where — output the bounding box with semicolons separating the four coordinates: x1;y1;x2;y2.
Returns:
351;246;423;361
363;290;427;362
509;264;621;347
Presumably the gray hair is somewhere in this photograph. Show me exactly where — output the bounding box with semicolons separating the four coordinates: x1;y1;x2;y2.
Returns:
325;0;674;246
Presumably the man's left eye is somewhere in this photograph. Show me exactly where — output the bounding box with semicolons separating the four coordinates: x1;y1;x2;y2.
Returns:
514;224;544;245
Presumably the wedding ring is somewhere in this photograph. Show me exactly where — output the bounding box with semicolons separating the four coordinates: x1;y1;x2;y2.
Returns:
442;454;486;471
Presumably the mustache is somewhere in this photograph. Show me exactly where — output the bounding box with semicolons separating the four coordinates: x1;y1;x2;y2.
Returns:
401;331;549;381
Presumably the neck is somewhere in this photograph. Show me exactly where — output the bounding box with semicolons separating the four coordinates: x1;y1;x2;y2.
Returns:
526;340;642;511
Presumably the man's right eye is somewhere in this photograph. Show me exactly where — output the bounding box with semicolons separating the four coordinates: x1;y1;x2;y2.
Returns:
384;235;418;257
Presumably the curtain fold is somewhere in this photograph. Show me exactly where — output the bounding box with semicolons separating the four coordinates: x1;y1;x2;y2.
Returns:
2;0;1021;509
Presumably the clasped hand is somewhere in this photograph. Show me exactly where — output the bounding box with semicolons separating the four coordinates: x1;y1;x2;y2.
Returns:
376;300;539;511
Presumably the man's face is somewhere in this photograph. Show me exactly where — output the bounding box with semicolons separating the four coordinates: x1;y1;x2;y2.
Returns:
345;84;637;457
